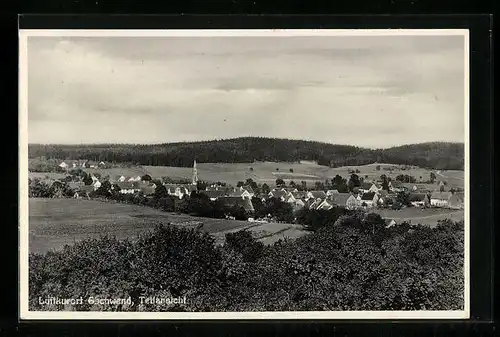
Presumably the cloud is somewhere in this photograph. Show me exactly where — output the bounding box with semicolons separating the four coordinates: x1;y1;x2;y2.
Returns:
26;35;466;147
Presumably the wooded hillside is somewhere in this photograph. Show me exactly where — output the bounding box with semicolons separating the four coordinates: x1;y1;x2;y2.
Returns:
28;137;464;170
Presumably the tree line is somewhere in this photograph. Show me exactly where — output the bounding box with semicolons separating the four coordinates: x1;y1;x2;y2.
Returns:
29;137;465;170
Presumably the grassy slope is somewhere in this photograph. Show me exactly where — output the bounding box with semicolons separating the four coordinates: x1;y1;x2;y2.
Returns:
29;198;307;254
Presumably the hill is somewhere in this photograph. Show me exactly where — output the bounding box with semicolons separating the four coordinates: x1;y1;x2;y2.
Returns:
28;137;464;170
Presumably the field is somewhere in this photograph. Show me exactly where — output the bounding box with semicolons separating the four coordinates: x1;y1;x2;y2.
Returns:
28;172;67;181
28;198;308;254
371;208;464;227
143;162;464;189
28;158;464;190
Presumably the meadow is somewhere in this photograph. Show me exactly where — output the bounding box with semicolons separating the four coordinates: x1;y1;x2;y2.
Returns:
28;198;307;254
143;162;464;189
371;208;465;227
28;158;464;190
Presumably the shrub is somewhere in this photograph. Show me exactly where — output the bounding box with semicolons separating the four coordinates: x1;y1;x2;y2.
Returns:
225;230;264;263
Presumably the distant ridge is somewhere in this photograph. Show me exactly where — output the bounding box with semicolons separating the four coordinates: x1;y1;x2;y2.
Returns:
28;137;465;170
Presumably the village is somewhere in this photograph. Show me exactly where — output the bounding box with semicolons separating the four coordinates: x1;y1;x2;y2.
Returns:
28;158;465;228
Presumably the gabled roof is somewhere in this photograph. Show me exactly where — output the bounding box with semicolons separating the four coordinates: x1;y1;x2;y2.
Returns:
309;199;323;209
317;199;333;210
200;190;225;199
448;193;464;206
331;193;352;206
361;192;376;201
326;189;339;195
227;190;245;198
292;191;307;199
117;181;142;190
308;191;327;199
409;193;428;202
218;196;254;212
270;189;288;199
430;191;452;200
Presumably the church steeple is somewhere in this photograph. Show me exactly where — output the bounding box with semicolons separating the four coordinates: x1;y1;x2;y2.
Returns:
192;159;198;185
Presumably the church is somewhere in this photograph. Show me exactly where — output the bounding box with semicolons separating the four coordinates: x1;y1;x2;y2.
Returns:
163;159;199;199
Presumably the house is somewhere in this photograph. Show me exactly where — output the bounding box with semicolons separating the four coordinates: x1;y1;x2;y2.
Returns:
385;219;397;228
317;198;334;211
269;189;289;201
284;187;299;193
360;192;379;208
93;180;102;190
99;161;106;167
309;198;323;210
218;196;255;213
227;189;252;199
409;193;430;208
200;190;225;201
306;190;327;201
118;176;126;182
331;193;352;208
360;182;374;193
240;185;255;198
447;193;464;209
164;184;197;199
284;193;296;204
117;181;142;194
292;191;307;199
326;189;339;196
346;194;361;210
389;181;404;192
59;162;69;169
293;198;306;210
367;183;380;194
430;191;453;208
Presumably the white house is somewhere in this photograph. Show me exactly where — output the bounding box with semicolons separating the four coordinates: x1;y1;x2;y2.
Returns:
59;162;68;169
118;176;126;182
317;199;334;211
306;191;327;201
360;192;379;208
346;195;360;210
93;180;102;190
430;191;453;207
368;183;380;194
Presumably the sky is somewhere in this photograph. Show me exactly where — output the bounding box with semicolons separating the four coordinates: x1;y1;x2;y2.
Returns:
26;33;466;148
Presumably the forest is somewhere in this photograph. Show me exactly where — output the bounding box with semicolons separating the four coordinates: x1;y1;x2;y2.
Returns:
28;137;465;170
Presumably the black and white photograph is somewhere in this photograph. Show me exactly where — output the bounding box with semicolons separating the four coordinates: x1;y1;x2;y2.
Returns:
19;29;469;319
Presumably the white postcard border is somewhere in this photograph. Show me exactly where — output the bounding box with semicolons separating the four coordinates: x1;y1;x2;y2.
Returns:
18;28;470;320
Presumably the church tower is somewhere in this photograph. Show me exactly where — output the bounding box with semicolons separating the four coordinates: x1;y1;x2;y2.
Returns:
192;159;198;185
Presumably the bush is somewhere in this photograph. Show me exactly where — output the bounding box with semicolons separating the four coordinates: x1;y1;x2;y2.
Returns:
225;230;264;263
